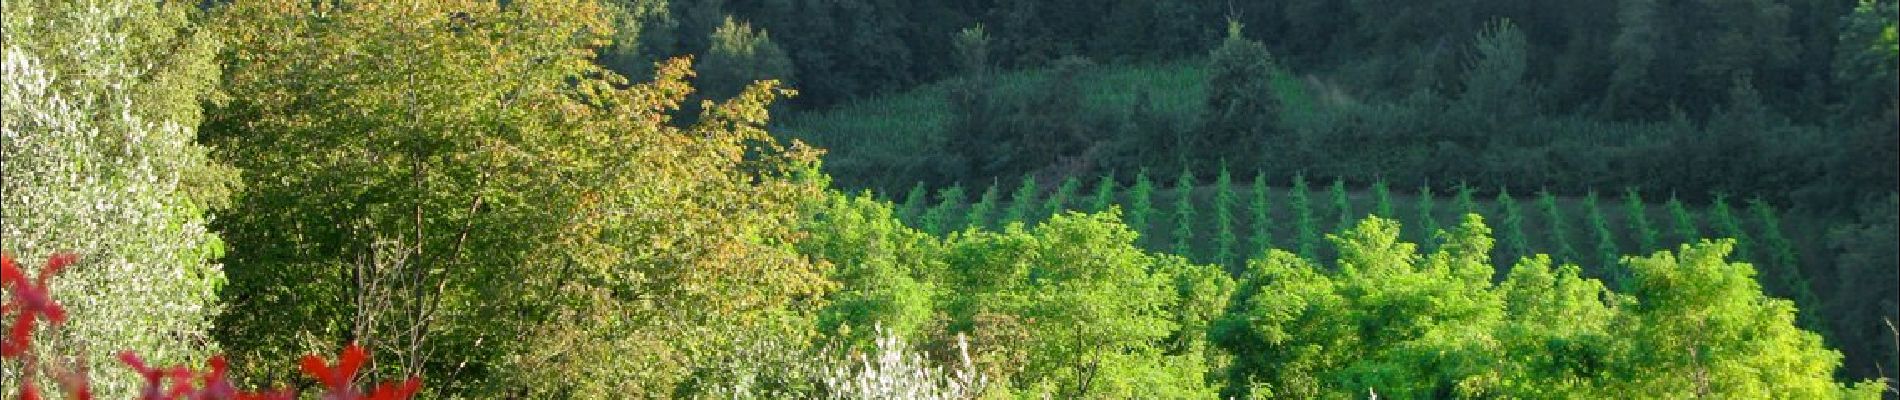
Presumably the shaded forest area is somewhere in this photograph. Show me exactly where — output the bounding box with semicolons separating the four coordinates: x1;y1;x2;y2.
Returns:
601;0;1899;383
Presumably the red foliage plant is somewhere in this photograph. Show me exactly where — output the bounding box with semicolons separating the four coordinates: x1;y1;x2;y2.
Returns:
2;253;421;400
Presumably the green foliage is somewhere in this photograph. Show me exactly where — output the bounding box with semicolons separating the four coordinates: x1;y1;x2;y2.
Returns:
968;182;1003;231
1539;190;1582;265
924;185;967;235
1213;166;1238;269
1201;20;1280;169
699;16;795;102
1249;173;1273;259
1624;188;1659;253
2;0;232;395
1415;185;1440;251
1003;176;1041;225
1290;175;1319;261
1667;195;1702;244
1584;191;1623;285
1370;180;1394;218
1453;183;1480;216
1172;168;1198;259
1090;173;1119;213
1497;189;1532;261
900;182;930;223
1213;216;1882;398
1749;198;1822;332
1046;176;1083;218
1128;169;1158;244
1708;195;1752;266
207;2;829;394
804;193;939;351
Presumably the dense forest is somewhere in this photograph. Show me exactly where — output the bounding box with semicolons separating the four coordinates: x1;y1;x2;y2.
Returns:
1;0;1895;398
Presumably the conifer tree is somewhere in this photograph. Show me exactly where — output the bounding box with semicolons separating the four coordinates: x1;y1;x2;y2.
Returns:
1090;173;1118;213
1709;194;1752;265
1174;168;1199;259
1585;191;1622;284
1540;190;1581;265
1666;195;1701;245
1214;165;1238;269
900;181;929;224
1416;185;1439;250
1291;174;1319;261
967;181;1002;231
1748;198;1823;331
1047;176;1082;218
1371;179;1394;218
1004;176;1040;225
1498;189;1532;261
1130;169;1157;244
1454;182;1480;216
924;185;966;235
1331;178;1353;235
1250;172;1273;258
1623;188;1659;253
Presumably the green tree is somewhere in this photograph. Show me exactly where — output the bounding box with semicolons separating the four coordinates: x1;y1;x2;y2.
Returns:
1046;176;1083;218
1129;169;1158;245
1497;189;1532;261
1667;195;1702;244
1371;180;1394;218
1584;191;1623;285
208;2;828;394
924;185;967;236
2;1;233;395
699;16;795;102
1090;172;1119;213
1249;173;1274;260
900;181;930;224
1291;174;1319;261
1003;176;1041;225
968;181;1003;231
1708;194;1752;265
1749;198;1822;332
1416;185;1440;251
1202;19;1280;168
1214;165;1239;269
1538;190;1581;265
804;192;939;351
1173;168;1199;259
1454;182;1480;216
1624;188;1660;253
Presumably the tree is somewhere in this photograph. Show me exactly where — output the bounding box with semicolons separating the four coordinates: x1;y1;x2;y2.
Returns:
1416;185;1440;251
968;181;1003;231
3;1;233;395
1214;166;1239;270
1090;173;1119;214
1173;168;1199;260
207;2;828;394
924;185;968;236
901;182;931;224
804;193;939;352
1331;179;1353;236
1046;176;1083;219
699;16;795;103
1003;176;1041;225
1667;195;1702;244
1538;190;1582;266
1584;191;1623;285
1201;19;1280;168
1497;189;1532;261
1613;240;1881;398
1748;198;1821;332
1129;169;1158;246
1624;188;1660;253
1371;180;1394;218
1250;173;1274;259
1708;195;1752;267
1291;175;1319;261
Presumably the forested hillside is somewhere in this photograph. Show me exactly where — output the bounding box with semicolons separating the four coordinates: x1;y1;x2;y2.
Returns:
1;0;1893;398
